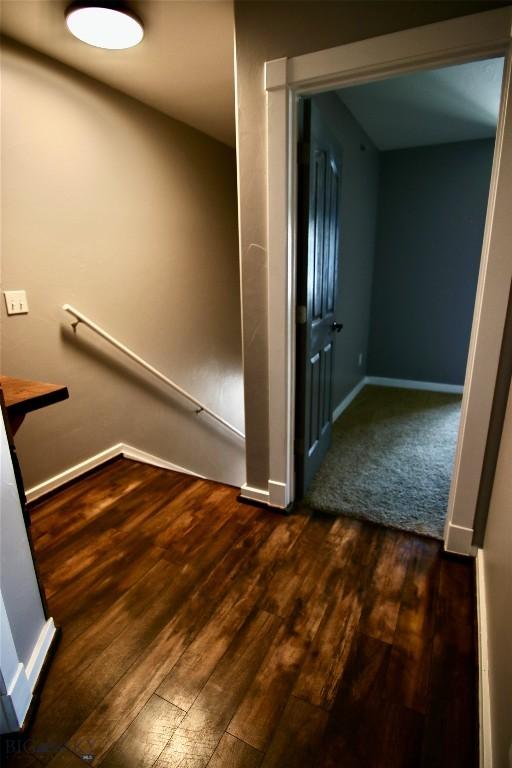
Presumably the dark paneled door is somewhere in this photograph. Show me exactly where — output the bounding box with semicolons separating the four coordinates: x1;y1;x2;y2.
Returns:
296;99;341;497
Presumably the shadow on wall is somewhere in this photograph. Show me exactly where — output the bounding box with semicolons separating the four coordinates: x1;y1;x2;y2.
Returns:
1;36;245;489
60;325;244;449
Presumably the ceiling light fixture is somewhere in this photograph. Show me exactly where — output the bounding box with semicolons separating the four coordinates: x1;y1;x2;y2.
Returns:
65;3;144;50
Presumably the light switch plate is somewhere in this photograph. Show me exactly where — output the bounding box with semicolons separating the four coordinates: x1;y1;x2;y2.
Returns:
4;290;29;315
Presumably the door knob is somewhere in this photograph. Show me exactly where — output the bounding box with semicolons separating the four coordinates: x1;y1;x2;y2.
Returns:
331;321;343;333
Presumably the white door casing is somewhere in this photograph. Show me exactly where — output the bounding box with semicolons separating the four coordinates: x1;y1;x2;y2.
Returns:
264;7;512;554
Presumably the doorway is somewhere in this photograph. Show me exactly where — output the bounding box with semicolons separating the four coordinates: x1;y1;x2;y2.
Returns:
295;58;504;540
264;8;512;554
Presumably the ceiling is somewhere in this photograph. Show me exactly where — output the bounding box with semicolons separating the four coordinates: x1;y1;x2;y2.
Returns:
0;0;236;147
337;58;504;151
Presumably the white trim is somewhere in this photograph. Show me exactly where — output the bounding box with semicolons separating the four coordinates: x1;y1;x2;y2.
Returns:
7;619;56;730
444;523;477;556
0;594;30;733
445;42;512;555
268;480;288;509
25;444;206;503
24;618;56;691
239;483;270;505
267;70;297;511
366;376;464;394
4;664;30;732
333;377;366;422
476;551;493;768
25;444;124;503
241;480;288;509
287;8;511;92
120;445;205;479
265;57;288;90
0;594;56;733
265;7;512;557
234;28;251;490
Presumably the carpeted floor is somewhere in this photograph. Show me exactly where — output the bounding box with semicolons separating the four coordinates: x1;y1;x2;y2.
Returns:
305;385;462;540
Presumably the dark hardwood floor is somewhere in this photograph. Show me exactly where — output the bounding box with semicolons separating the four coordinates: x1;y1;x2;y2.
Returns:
5;459;477;767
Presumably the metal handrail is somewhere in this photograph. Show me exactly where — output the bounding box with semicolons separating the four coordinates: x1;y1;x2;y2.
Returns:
62;304;245;440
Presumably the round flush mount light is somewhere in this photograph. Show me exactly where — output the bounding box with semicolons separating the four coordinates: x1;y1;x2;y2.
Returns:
65;3;144;50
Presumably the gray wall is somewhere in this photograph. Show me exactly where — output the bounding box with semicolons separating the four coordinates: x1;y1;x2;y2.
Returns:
1;39;245;490
368;139;494;385
311;93;379;407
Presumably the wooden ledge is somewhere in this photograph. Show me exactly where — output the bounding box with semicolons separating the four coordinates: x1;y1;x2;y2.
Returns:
0;375;69;434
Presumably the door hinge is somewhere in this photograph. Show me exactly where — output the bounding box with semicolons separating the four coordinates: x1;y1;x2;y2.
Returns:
296;305;307;325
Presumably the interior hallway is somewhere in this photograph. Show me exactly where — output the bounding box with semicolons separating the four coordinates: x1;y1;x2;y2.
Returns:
5;459;477;768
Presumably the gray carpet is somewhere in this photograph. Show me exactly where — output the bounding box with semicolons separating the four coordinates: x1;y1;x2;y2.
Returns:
305;385;462;540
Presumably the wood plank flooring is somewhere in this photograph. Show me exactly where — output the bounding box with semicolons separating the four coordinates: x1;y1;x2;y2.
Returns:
3;459;477;767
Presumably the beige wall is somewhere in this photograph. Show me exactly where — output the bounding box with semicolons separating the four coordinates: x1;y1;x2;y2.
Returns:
483;382;512;767
1;38;245;489
234;0;507;489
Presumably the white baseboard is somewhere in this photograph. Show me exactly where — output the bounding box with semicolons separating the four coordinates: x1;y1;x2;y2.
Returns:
366;376;463;394
240;483;270;505
476;551;493;768
2;618;56;732
333;377;366;422
268;479;288;509
25;443;205;503
24;618;56;691
121;444;205;479
241;480;288;509
444;522;477;556
25;444;124;503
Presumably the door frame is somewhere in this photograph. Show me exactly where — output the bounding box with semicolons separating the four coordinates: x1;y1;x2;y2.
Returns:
264;6;512;554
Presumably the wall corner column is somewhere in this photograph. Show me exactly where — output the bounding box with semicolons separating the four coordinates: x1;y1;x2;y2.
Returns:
265;57;296;509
